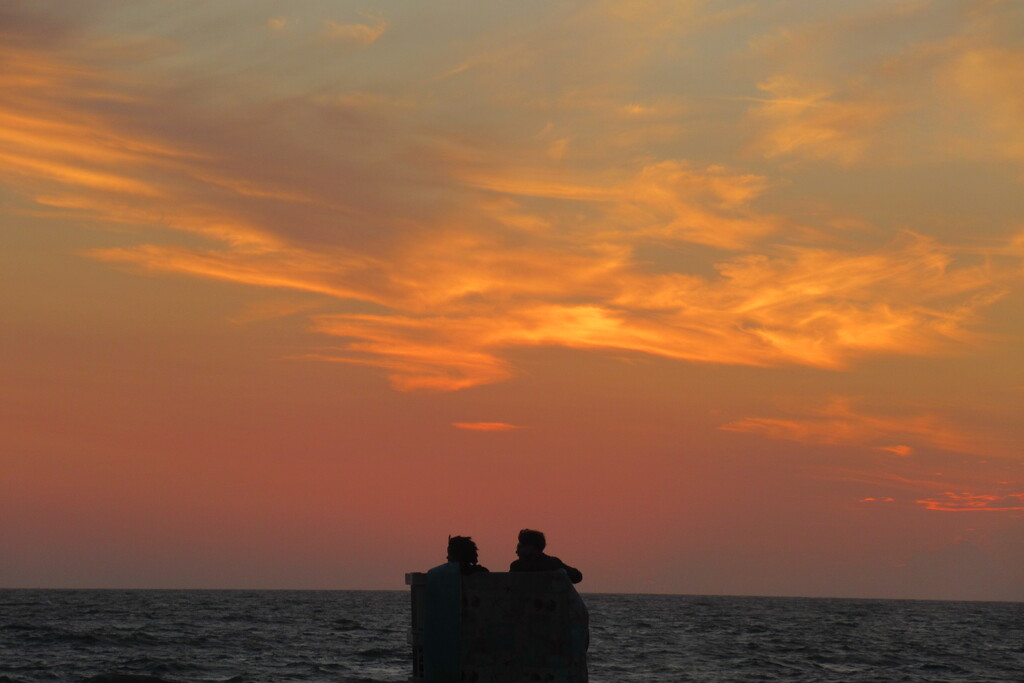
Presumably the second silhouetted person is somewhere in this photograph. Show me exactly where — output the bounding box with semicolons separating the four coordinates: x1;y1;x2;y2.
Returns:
448;535;489;575
509;529;582;584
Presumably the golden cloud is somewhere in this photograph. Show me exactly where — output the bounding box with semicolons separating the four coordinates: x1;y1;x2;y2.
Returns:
720;396;1005;457
321;20;387;45
748;76;901;165
916;492;1024;513
301;231;1004;389
267;18;289;32
452;422;521;432
229;298;321;325
943;46;1024;161
745;0;1024;167
3;3;1022;398
875;445;914;457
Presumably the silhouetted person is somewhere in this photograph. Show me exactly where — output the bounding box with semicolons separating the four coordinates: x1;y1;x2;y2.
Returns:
509;529;582;583
448;535;489;575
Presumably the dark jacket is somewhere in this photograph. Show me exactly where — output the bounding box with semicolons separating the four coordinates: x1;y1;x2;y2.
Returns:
509;553;583;584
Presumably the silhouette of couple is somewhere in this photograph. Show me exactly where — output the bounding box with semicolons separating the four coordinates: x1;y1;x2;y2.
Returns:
446;529;583;584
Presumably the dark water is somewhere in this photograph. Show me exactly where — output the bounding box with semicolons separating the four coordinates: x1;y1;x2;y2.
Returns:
1;590;1022;682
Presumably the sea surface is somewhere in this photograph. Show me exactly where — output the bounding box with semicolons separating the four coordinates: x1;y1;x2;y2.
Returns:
1;589;1022;682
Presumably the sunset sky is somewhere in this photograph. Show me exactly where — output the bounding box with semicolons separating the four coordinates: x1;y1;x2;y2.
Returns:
2;0;1022;601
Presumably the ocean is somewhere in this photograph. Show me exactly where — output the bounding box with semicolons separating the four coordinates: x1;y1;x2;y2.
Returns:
1;589;1021;682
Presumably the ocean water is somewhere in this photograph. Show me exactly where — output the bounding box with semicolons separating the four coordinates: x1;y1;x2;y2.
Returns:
1;589;1022;682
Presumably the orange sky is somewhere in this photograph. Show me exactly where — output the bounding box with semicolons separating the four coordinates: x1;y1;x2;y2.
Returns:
2;0;1022;600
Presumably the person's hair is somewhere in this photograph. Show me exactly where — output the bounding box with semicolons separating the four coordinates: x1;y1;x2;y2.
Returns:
447;536;479;564
518;528;546;551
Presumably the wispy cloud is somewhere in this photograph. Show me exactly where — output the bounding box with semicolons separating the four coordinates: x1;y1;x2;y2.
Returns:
267;18;290;32
320;20;387;45
941;43;1024;162
2;1;1022;398
916;492;1024;513
743;0;1024;168
229;298;321;325
452;422;521;432
304;232;1006;389
747;75;902;165
875;445;913;457
720;396;1007;457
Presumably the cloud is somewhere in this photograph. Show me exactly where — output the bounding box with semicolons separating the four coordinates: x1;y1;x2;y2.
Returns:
2;1;1021;396
0;47;183;199
942;44;1024;162
302;232;1003;389
720;396;1007;457
916;492;1024;512
229;298;321;325
745;0;1024;167
747;75;901;165
267;18;289;32
875;445;913;456
321;20;387;45
305;314;514;391
452;422;521;432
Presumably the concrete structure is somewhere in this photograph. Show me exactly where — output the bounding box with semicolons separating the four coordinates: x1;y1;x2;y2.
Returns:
407;567;589;683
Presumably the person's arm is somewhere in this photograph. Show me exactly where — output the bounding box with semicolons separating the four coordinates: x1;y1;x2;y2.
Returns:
558;560;583;584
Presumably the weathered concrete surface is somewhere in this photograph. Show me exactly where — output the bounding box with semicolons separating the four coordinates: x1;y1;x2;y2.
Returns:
408;569;589;683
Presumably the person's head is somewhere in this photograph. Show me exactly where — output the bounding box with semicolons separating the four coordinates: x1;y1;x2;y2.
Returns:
516;528;546;557
447;536;479;565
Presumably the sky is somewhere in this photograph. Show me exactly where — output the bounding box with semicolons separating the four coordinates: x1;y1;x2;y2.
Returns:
1;0;1022;601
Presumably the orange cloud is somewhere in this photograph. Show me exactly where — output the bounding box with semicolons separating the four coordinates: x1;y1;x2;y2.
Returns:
0;45;289;251
943;45;1024;161
321;20;387;45
745;0;1024;167
2;3;1021;397
452;422;521;432
90;226;1013;392
458;160;777;249
0;151;165;197
229;298;321;325
748;75;900;165
720;396;1006;457
304;314;514;391
90;244;389;302
875;445;914;457
916;492;1024;513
